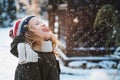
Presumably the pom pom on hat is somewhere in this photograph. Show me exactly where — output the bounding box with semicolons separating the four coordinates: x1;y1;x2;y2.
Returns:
13;15;35;37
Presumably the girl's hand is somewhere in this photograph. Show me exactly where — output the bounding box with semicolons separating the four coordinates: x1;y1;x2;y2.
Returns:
9;29;14;39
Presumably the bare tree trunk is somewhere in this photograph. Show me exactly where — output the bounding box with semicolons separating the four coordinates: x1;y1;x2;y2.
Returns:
15;0;41;16
31;0;40;16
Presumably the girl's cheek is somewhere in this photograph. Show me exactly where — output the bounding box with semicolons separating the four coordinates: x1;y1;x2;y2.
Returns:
34;26;41;31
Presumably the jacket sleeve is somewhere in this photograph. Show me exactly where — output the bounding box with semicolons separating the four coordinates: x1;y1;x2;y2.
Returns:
10;36;25;57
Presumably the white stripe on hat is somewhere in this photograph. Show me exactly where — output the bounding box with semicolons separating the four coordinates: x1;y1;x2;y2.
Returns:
16;17;27;36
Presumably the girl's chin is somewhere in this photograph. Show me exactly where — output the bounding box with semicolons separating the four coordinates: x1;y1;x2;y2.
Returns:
43;33;51;38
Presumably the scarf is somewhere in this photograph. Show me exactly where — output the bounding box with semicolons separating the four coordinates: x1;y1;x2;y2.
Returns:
17;41;53;64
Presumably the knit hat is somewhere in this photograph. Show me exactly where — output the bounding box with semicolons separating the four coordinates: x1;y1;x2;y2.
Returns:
13;16;35;36
13;19;21;37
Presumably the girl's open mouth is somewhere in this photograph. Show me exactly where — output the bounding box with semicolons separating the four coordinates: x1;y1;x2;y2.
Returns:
42;28;50;32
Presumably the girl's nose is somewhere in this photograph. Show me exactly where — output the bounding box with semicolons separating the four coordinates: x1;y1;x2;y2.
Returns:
42;24;46;27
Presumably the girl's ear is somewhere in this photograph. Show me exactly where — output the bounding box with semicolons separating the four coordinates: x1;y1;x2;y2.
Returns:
24;25;30;31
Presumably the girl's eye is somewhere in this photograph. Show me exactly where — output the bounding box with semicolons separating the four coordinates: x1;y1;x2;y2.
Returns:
35;23;39;25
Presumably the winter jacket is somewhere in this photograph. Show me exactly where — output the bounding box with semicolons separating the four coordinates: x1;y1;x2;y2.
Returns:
10;36;60;80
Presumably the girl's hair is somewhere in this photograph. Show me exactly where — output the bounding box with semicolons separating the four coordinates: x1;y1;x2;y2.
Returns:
24;25;59;55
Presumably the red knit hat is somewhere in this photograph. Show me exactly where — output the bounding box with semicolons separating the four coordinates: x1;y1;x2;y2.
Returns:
13;16;35;37
13;15;35;37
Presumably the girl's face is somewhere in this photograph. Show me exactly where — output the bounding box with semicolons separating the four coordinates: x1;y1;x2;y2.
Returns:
28;17;51;40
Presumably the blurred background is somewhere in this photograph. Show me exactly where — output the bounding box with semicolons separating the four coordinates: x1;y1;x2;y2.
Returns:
0;0;120;80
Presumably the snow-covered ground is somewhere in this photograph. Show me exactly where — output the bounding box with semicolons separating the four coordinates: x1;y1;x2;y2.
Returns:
0;27;120;80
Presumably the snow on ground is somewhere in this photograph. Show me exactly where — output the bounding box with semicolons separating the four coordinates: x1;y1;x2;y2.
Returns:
0;27;120;80
60;62;120;80
0;28;18;80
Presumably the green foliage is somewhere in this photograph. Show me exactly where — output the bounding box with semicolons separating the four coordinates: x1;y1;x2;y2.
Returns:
93;4;120;49
93;5;114;29
0;0;16;27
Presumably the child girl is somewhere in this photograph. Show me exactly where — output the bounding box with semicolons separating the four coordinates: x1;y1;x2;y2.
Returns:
10;15;60;80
